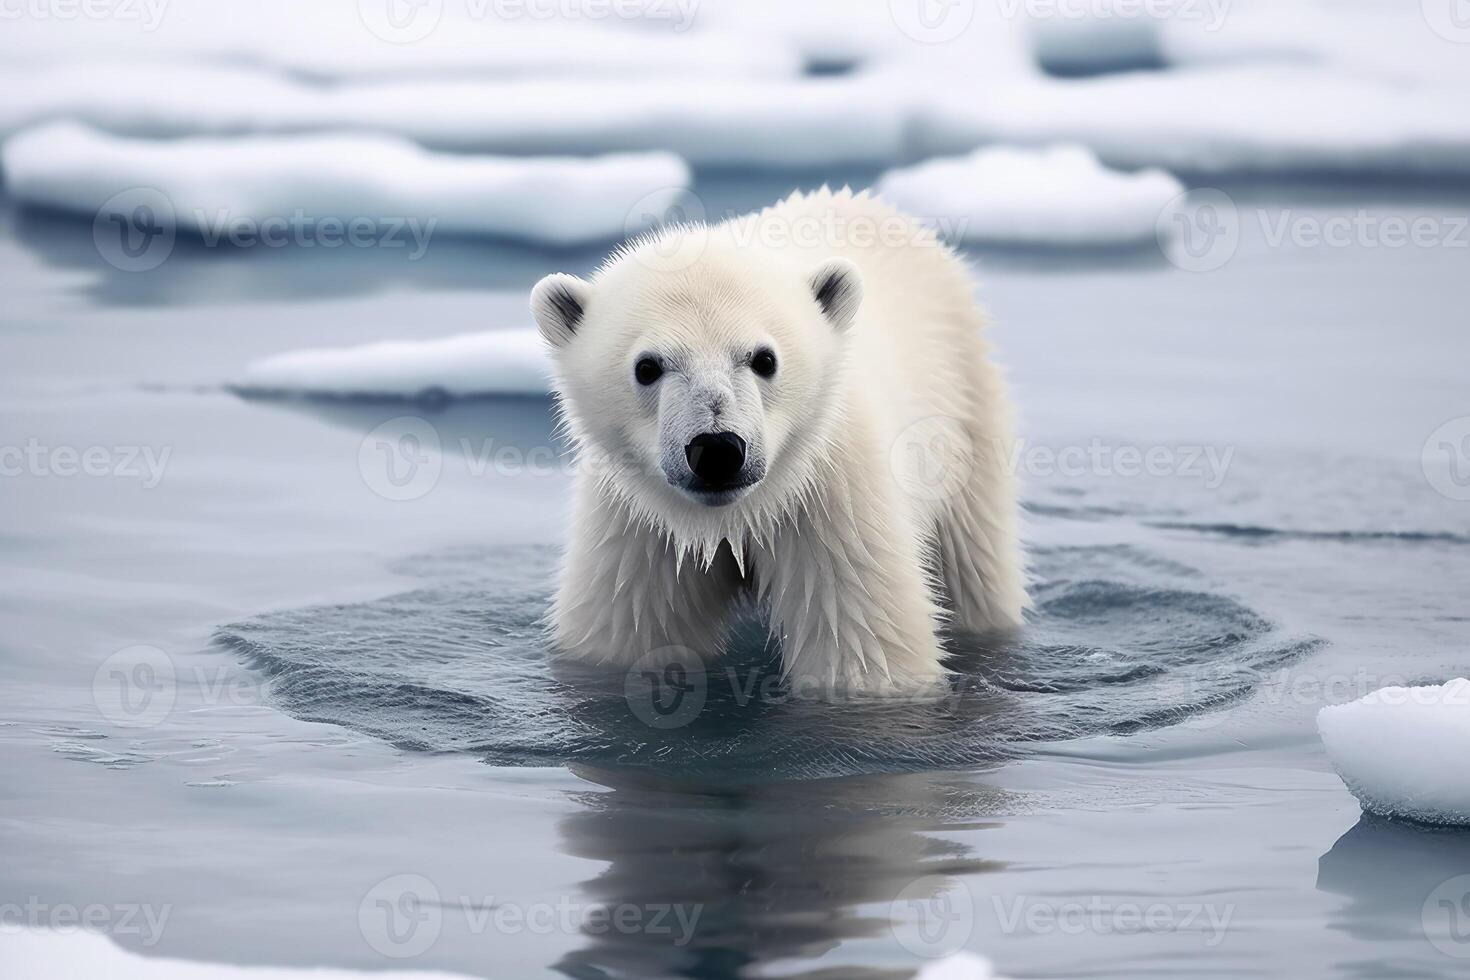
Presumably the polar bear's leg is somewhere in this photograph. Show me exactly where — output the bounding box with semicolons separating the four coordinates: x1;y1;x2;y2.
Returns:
932;359;1028;634
551;483;741;666
755;458;949;697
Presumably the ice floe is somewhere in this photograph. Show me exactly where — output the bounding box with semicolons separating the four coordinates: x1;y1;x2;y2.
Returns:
913;64;1470;177
3;123;689;246
1318;678;1470;827
235;330;551;401
0;928;476;979
916;952;1012;980
877;144;1183;246
0;65;909;168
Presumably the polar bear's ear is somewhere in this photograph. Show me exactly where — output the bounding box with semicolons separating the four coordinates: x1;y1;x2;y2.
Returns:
530;273;593;349
809;258;863;334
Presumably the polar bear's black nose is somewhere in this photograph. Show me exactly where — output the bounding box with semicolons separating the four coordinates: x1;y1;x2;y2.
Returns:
685;432;747;487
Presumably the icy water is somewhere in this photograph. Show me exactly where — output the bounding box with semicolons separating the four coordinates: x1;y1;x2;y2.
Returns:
2;177;1469;978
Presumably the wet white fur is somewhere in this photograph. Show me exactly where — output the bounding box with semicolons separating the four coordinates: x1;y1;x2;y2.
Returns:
530;188;1027;697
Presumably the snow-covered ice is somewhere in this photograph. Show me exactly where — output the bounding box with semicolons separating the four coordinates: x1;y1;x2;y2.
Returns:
877;145;1183;247
913;64;1470;177
915;952;1012;980
0;928;476;979
0;2;798;81
1317;678;1470;827
0;65;909;168
3;123;689;246
235;330;551;401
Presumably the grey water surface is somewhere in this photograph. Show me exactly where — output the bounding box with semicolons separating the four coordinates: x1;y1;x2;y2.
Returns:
2;177;1469;979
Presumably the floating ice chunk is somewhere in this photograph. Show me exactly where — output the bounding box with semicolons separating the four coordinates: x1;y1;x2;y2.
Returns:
2;123;689;246
876;144;1183;247
915;952;1012;980
1;927;475;979
235;330;551;402
1317;678;1470;827
0;65;908;168
916;65;1470;177
0;2;798;81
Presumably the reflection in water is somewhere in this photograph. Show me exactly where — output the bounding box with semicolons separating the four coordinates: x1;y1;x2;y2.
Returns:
552;766;1008;980
1318;815;1470;946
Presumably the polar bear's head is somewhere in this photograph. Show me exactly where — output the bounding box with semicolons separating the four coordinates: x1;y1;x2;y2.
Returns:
530;243;863;532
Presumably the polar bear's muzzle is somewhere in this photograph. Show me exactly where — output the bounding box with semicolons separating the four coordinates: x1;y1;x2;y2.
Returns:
673;431;763;505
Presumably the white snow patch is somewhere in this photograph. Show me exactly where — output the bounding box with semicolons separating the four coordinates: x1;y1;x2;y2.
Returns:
915;951;1013;980
0;928;474;979
3;123;689;246
0;65;908;168
876;144;1183;246
0;2;798;81
236;330;551;401
1317;678;1470;827
915;64;1470;177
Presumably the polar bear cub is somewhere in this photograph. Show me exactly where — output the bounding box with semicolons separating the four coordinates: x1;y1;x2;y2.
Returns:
529;188;1026;697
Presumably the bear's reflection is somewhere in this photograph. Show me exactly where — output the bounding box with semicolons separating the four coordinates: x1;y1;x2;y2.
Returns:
551;765;1009;980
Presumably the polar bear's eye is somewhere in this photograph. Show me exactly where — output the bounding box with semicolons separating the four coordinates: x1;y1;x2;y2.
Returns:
751;348;778;379
634;357;664;386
